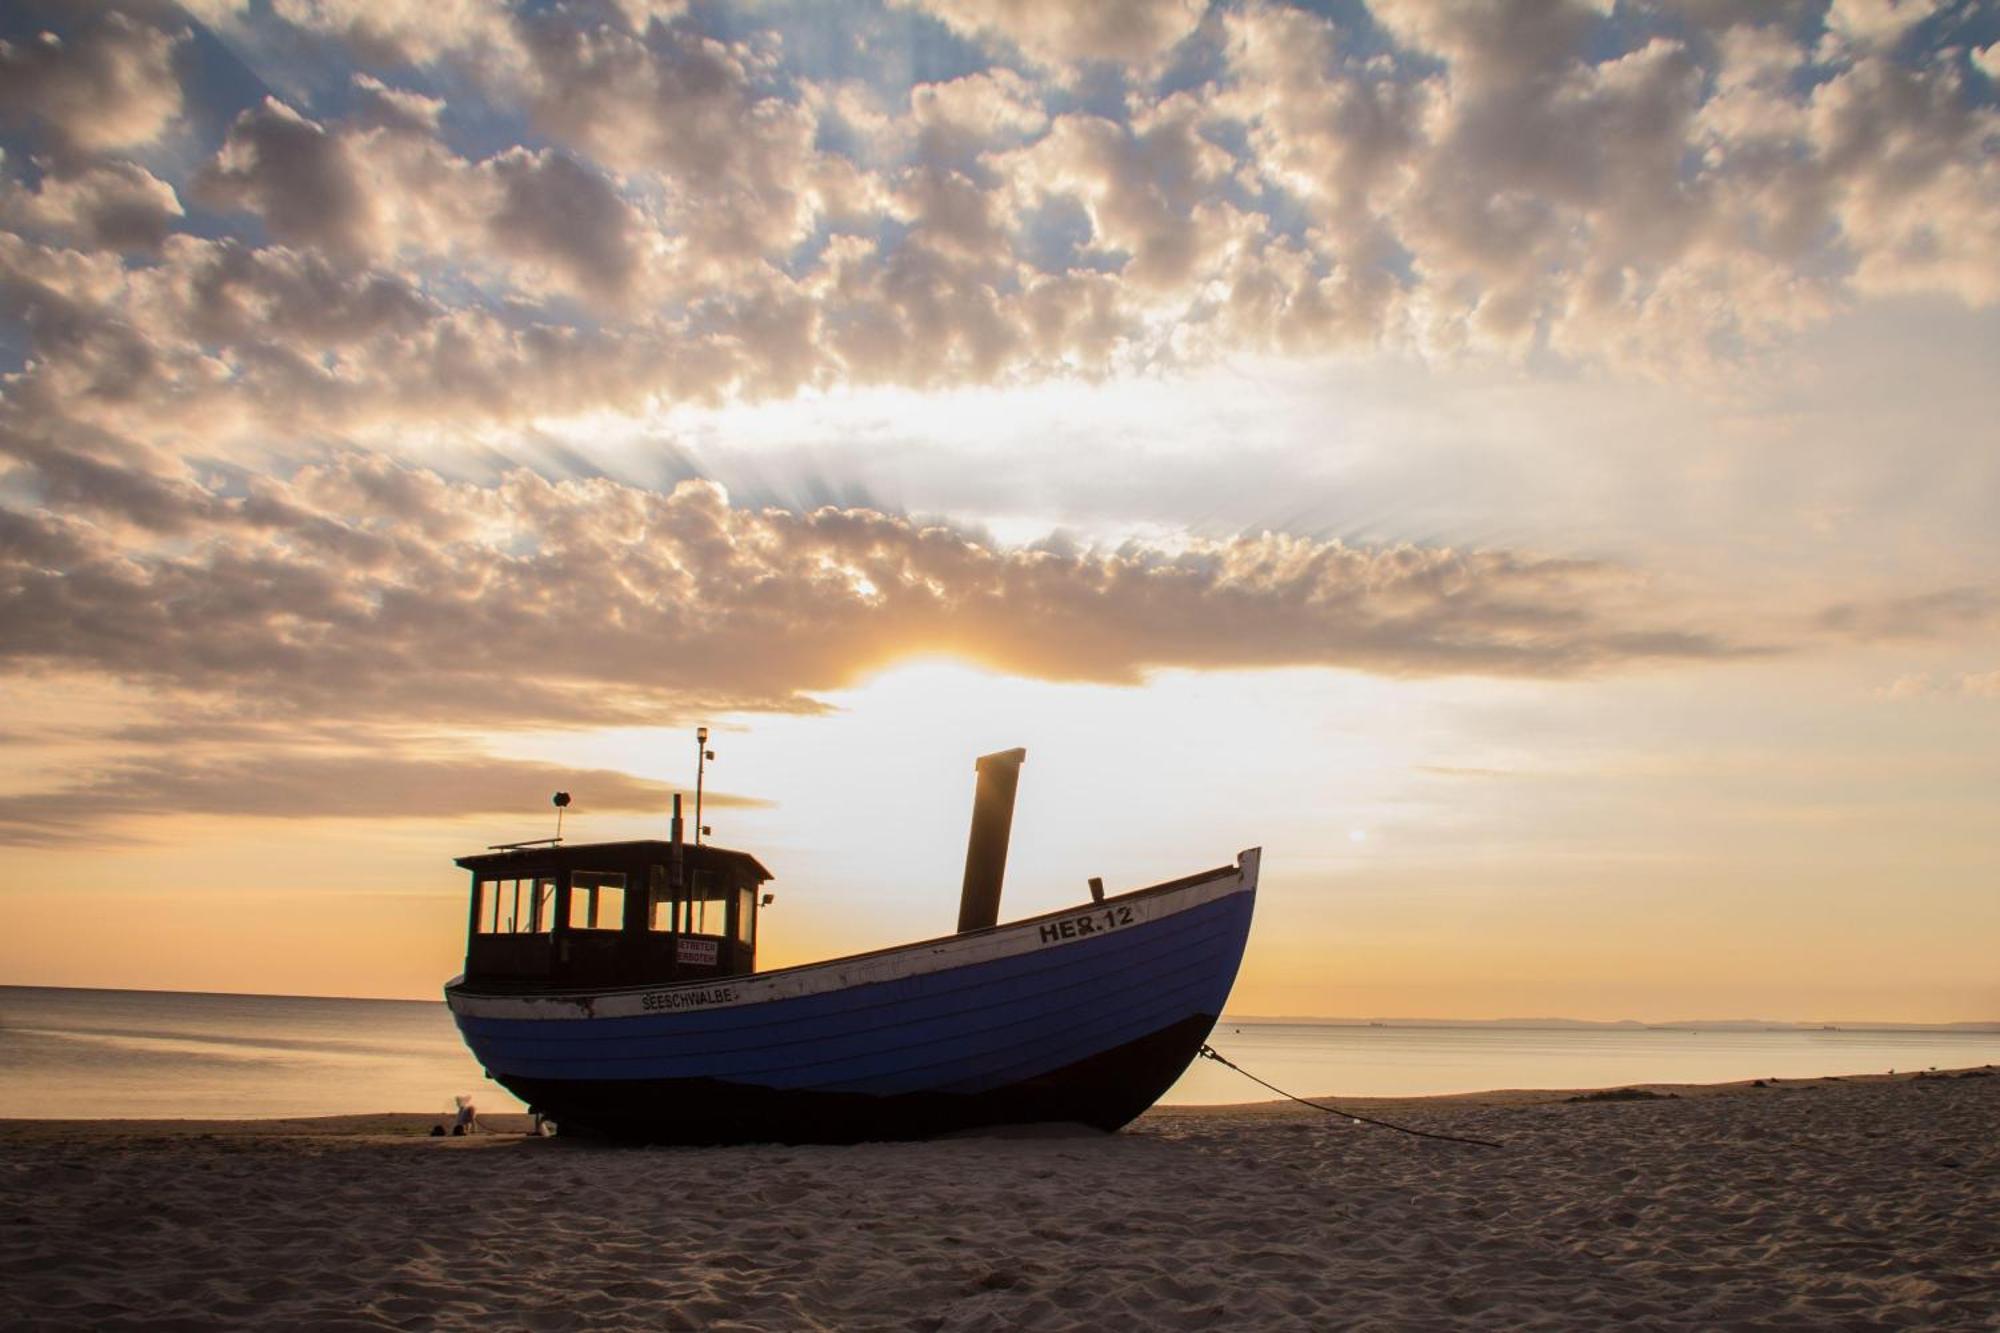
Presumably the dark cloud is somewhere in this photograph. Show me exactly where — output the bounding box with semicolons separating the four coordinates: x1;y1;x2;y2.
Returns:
1817;587;2000;640
0;161;184;253
194;99;380;264
173;239;441;349
0;747;768;846
0;10;186;160
485;148;644;302
193;97;653;308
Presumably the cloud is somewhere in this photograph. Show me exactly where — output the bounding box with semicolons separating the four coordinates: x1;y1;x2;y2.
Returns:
194;99;381;265
1215;0;1998;368
899;0;1208;68
1878;671;1935;698
0;229;833;451
1810;54;2000;304
0;746;767;846
1007;97;1244;290
908;68;1049;146
347;74;446;134
266;0;517;68
0;451;1748;742
0;10;187;159
5;0;1997;436
1872;667;2000;701
1211;6;1431;349
192;96;654;307
1416;765;1531;780
1817;587;2000;640
1366;3;1743;357
483;147;650;301
513;10;825;268
1975;43;2000;84
1819;0;1942;58
0;159;184;253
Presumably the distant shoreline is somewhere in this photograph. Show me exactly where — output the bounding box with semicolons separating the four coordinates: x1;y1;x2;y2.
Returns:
7;983;1996;1031
1219;1015;2000;1033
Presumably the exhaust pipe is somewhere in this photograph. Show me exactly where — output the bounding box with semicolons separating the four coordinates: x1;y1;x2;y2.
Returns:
957;747;1026;933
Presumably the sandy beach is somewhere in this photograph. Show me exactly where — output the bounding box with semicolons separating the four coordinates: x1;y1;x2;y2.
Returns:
4;1069;1993;1330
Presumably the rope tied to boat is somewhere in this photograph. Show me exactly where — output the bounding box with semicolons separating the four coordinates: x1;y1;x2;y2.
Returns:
1197;1044;1504;1149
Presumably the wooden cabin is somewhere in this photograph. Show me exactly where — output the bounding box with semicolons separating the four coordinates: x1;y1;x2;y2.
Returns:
456;840;772;991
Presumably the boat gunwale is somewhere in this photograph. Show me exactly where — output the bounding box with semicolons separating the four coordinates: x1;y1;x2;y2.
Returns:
445;852;1254;1004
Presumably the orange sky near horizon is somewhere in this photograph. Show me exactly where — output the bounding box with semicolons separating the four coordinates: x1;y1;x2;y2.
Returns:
5;660;1995;1023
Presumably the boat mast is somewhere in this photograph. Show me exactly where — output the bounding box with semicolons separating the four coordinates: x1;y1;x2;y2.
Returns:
694;725;713;846
670;791;685;918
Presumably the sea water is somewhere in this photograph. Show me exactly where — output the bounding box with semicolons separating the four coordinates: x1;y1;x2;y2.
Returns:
3;986;1996;1119
0;987;501;1120
1168;1020;2000;1105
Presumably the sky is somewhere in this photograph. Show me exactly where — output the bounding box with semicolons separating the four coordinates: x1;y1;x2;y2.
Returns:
1;0;1996;1022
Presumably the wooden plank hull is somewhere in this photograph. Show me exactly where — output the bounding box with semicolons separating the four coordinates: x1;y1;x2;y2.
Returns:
445;849;1259;1143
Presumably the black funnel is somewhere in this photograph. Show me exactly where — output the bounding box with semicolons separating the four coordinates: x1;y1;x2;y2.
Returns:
957;747;1026;933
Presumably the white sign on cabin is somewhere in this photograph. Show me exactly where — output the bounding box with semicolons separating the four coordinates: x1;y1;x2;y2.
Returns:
677;937;719;966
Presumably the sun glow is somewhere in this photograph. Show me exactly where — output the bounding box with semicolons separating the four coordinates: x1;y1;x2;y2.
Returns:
487;658;1437;972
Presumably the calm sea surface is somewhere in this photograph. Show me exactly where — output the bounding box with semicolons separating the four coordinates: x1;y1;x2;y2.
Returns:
4;986;1996;1119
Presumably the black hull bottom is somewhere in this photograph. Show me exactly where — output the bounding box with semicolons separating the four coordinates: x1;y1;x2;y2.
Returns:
498;1012;1220;1145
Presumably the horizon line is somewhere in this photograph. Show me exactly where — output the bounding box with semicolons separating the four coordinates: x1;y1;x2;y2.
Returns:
6;983;1995;1029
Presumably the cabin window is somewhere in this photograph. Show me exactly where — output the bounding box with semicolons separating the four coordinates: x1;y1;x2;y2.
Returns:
684;870;729;936
736;887;756;946
641;865;731;935
569;871;627;931
648;864;675;932
476;877;556;934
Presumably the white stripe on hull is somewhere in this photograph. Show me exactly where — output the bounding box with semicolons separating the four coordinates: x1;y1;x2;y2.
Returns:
448;847;1259;1022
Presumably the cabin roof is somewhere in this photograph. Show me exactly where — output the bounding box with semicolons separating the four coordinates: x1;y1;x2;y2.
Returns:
455;839;773;882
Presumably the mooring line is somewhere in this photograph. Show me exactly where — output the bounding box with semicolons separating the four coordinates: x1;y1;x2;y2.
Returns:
1197;1044;1505;1149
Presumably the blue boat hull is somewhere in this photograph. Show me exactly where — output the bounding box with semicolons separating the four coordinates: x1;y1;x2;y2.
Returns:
446;851;1259;1143
496;1011;1222;1143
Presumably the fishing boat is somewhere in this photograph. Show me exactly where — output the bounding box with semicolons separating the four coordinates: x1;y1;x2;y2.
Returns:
443;745;1259;1143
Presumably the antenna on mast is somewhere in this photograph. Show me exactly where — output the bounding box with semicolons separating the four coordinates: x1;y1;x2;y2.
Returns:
694;727;713;845
485;791;571;851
